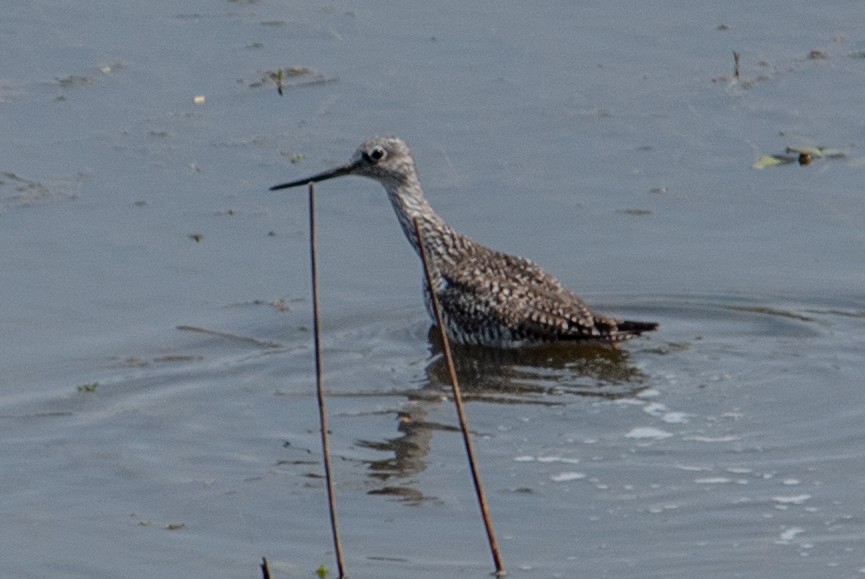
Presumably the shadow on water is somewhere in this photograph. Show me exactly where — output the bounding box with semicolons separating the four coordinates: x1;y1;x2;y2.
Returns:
425;328;650;400
357;325;651;501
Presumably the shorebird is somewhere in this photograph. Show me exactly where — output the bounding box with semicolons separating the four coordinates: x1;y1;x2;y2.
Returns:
270;136;658;348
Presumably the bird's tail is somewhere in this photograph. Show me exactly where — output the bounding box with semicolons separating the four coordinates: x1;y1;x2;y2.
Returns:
616;320;659;336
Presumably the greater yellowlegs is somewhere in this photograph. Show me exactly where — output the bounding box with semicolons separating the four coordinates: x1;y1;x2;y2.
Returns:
270;136;658;348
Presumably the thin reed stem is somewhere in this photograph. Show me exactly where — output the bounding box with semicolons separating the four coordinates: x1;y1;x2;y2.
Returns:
413;217;505;576
309;183;347;579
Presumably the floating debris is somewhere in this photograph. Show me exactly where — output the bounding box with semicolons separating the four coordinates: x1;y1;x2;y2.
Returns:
57;75;95;87
1;172;50;203
98;62;125;75
712;51;769;88
752;155;795;169
153;354;204;363
253;67;336;94
176;325;281;349
752;146;846;169
76;382;98;393
114;357;148;368
788;145;846;159
284;65;313;76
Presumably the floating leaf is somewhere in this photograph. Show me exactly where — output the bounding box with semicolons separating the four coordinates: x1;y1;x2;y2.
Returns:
785;146;845;159
753;146;847;169
77;382;98;393
752;155;795;169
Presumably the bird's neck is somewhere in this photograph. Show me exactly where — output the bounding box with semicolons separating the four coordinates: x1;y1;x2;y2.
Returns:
383;175;457;261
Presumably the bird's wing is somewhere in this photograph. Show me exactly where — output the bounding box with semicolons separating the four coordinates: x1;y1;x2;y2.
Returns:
436;248;623;341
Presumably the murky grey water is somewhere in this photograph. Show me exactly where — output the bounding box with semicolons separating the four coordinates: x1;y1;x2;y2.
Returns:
2;1;865;577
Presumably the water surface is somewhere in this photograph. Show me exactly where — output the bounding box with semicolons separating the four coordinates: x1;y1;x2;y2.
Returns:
2;1;864;577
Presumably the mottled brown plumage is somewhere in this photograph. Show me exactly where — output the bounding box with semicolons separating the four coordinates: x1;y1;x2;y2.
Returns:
271;136;658;348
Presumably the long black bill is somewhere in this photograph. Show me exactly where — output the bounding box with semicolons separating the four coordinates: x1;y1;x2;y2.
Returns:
269;160;361;191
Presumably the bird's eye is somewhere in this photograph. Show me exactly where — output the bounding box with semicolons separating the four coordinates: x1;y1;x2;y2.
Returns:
365;146;386;163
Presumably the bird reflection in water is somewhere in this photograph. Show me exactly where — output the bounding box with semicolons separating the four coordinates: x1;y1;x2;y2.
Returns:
356;329;651;503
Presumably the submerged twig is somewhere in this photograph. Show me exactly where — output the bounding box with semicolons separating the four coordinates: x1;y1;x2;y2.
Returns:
413;217;505;576
176;325;281;349
308;182;347;579
274;69;284;96
733;50;740;80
